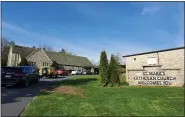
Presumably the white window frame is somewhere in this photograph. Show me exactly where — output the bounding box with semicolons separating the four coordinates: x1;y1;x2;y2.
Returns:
147;57;157;65
43;62;46;66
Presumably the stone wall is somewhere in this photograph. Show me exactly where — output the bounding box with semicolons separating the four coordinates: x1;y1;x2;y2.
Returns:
26;49;52;68
27;50;84;71
125;48;184;86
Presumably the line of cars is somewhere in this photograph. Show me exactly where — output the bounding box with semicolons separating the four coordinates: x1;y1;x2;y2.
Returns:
40;66;95;76
1;66;69;88
1;66;96;88
71;70;95;75
39;66;68;78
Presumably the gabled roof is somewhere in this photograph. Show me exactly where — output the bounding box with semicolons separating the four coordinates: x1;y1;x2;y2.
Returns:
26;49;41;59
45;51;93;67
12;45;38;58
4;44;93;67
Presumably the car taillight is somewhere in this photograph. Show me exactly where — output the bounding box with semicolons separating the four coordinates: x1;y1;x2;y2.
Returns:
16;73;24;77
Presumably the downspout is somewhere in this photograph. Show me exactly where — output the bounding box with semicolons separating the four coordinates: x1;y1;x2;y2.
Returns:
157;52;159;65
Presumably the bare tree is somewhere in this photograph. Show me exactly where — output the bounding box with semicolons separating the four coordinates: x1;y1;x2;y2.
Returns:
113;53;123;65
91;60;99;66
60;48;66;53
2;37;15;46
9;40;15;45
39;45;53;51
59;48;76;55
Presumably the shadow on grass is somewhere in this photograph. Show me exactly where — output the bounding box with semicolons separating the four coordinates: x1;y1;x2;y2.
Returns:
60;78;98;85
39;78;98;96
1;80;52;105
41;76;66;79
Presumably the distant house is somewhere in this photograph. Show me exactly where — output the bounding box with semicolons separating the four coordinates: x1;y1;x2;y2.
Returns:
4;45;94;72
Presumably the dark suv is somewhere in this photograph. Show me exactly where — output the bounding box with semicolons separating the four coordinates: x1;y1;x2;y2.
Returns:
1;66;40;87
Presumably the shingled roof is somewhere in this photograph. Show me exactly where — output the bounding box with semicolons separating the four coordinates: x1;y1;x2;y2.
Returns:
45;51;93;67
3;44;93;67
12;45;38;58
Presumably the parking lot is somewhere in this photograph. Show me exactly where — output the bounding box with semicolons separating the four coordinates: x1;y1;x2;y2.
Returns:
1;76;73;117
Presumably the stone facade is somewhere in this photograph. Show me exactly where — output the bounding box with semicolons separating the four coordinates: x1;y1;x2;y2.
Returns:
26;49;91;71
26;49;53;68
124;47;184;87
5;45;93;72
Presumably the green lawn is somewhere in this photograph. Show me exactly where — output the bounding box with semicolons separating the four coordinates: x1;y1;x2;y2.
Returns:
22;75;184;116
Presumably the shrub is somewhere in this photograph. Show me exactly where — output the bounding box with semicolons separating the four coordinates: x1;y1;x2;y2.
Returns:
109;55;120;85
19;58;29;66
121;81;129;86
99;51;109;86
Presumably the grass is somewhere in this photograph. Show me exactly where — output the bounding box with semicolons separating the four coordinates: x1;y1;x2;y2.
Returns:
22;75;184;116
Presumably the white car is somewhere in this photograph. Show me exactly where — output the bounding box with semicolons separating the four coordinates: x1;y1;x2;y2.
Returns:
71;70;82;75
82;71;87;75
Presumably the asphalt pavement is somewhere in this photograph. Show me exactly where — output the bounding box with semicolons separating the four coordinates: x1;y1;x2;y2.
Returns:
1;76;73;117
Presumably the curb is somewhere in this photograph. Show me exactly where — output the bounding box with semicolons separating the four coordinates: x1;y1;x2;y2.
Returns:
18;76;74;117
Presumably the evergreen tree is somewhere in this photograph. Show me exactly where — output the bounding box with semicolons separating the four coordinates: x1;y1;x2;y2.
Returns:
9;40;15;46
99;51;109;86
19;58;29;66
1;58;7;67
51;61;59;69
60;48;66;54
109;55;120;85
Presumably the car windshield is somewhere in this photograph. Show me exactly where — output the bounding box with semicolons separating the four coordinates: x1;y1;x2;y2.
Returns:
20;67;32;73
77;70;81;72
2;67;22;73
50;67;55;70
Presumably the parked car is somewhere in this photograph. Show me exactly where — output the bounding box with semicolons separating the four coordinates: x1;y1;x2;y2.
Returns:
39;66;57;78
82;71;87;75
50;67;58;78
86;71;93;75
57;69;69;76
71;70;82;75
1;66;40;87
82;71;93;75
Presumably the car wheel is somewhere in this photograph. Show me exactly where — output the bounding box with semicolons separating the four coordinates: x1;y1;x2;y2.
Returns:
23;79;29;87
2;84;6;87
36;78;40;83
50;74;53;78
